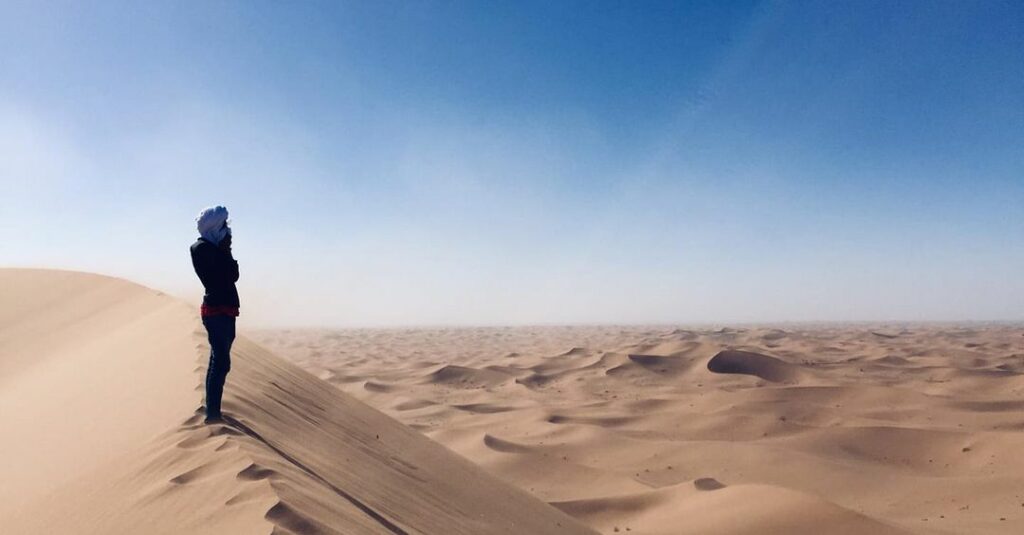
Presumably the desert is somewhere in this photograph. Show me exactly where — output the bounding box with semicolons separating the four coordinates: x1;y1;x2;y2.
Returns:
251;323;1024;534
0;269;592;534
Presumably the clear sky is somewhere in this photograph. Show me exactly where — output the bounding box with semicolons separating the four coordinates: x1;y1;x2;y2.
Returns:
2;1;1022;327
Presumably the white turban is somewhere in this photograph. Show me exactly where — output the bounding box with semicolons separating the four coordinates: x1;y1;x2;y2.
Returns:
196;206;230;245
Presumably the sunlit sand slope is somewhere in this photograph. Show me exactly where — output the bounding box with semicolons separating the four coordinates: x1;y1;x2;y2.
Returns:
0;269;594;534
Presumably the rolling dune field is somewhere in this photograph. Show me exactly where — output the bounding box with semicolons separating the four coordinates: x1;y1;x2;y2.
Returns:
253;324;1024;534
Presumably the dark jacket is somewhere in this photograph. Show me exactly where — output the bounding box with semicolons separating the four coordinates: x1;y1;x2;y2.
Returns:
190;238;240;308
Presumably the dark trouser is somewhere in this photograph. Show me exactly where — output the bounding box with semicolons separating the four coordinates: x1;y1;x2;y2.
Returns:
202;315;235;418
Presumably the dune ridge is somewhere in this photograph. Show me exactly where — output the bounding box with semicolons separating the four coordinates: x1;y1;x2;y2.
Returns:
0;269;593;534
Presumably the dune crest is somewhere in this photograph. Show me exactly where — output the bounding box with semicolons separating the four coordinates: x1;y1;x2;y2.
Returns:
0;269;593;534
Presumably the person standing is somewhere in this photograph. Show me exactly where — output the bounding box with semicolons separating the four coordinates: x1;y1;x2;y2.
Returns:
190;206;239;423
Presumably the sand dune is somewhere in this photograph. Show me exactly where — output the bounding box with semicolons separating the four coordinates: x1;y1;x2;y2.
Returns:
553;482;909;535
254;324;1024;534
0;269;593;534
706;349;802;382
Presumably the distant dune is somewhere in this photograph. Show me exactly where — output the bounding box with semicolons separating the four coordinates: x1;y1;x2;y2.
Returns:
0;269;593;534
254;324;1024;534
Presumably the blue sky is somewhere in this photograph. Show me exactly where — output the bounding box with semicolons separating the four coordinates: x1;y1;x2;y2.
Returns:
2;1;1022;326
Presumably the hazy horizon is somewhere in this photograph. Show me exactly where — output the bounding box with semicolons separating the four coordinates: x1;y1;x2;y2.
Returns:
2;1;1022;327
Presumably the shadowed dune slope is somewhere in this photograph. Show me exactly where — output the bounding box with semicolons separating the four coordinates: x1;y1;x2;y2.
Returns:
0;269;594;534
706;349;800;383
